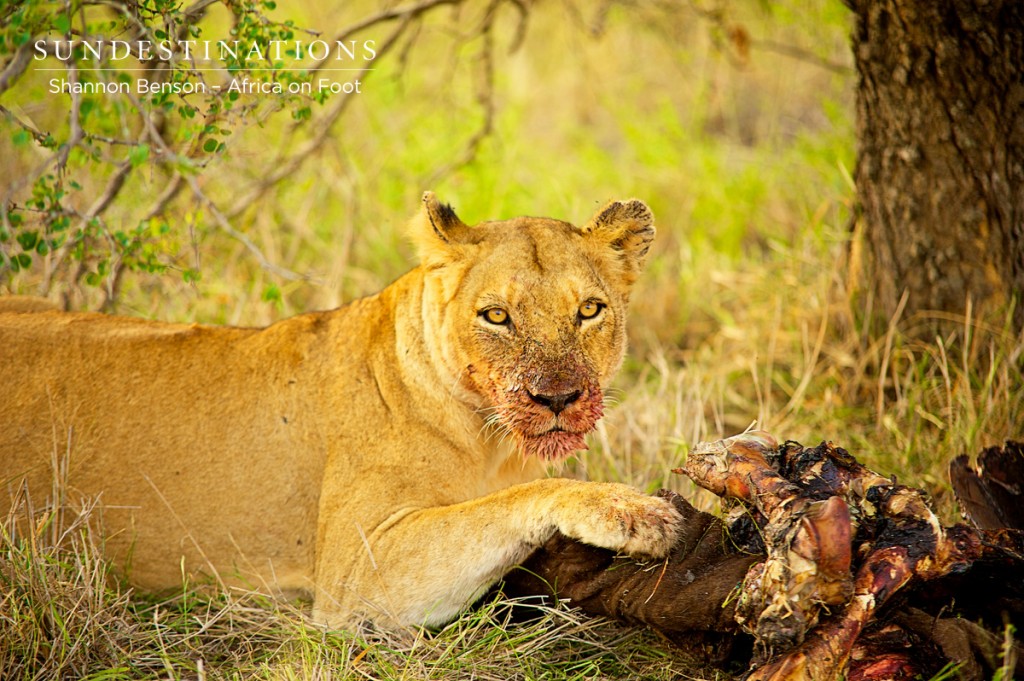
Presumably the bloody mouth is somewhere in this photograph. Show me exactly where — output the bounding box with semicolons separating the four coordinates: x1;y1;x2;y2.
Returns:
520;429;589;462
483;380;605;462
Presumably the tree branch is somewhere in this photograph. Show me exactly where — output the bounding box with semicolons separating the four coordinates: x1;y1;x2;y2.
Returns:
0;40;35;97
125;91;309;283
751;38;853;76
182;0;221;22
425;0;498;186
224;13;418;220
56;61;84;172
142;175;185;222
311;0;463;73
187;175;312;282
85;160;132;220
0;104;49;145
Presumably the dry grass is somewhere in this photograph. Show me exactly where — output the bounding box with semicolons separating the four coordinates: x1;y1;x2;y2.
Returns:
2;490;718;680
596;247;1024;523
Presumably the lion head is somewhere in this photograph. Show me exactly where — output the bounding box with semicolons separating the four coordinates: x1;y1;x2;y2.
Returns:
412;192;655;462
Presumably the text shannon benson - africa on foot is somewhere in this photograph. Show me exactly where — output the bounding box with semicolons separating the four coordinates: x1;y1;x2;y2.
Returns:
48;77;363;96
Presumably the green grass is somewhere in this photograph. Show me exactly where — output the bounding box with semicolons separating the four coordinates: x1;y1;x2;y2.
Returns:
2;1;1022;679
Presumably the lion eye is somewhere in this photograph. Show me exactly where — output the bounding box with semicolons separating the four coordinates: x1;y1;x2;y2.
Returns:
481;307;510;325
578;301;605;321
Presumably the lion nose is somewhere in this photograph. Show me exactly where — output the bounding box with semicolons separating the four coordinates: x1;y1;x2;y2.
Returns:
528;390;582;414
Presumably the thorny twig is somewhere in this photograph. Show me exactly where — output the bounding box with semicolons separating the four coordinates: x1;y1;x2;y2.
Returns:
127;90;311;284
424;0;499;186
223;11;420;221
0;105;50;146
310;0;464;73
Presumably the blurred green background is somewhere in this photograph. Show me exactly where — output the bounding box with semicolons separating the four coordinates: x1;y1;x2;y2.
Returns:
2;0;853;325
8;0;1017;512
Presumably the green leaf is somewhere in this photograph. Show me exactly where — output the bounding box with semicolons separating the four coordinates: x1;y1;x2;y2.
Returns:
202;138;218;153
129;144;150;167
53;14;71;34
16;231;38;251
261;283;281;302
12;129;30;146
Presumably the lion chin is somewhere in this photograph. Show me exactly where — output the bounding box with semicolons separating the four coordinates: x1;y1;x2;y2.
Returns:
496;386;606;462
520;430;590;462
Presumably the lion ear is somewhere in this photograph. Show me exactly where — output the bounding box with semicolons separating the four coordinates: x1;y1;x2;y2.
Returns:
580;199;656;286
408;191;472;266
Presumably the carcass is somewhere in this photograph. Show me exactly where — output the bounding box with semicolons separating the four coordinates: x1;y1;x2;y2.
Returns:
502;433;1024;680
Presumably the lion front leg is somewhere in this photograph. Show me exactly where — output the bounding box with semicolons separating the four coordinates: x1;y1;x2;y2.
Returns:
313;478;681;628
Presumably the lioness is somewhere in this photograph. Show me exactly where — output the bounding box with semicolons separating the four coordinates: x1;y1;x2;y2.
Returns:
0;194;681;628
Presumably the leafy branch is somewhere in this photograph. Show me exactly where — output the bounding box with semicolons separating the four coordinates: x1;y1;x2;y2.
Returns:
1;0;530;309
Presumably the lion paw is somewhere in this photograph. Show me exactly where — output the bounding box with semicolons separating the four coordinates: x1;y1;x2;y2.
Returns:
556;483;681;558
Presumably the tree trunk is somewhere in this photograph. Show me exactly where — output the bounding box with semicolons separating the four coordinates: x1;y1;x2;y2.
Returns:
848;0;1024;331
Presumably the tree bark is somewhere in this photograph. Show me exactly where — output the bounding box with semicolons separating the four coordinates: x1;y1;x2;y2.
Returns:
848;0;1024;330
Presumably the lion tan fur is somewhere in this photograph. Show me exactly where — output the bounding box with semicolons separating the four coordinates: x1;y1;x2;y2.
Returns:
0;194;680;628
